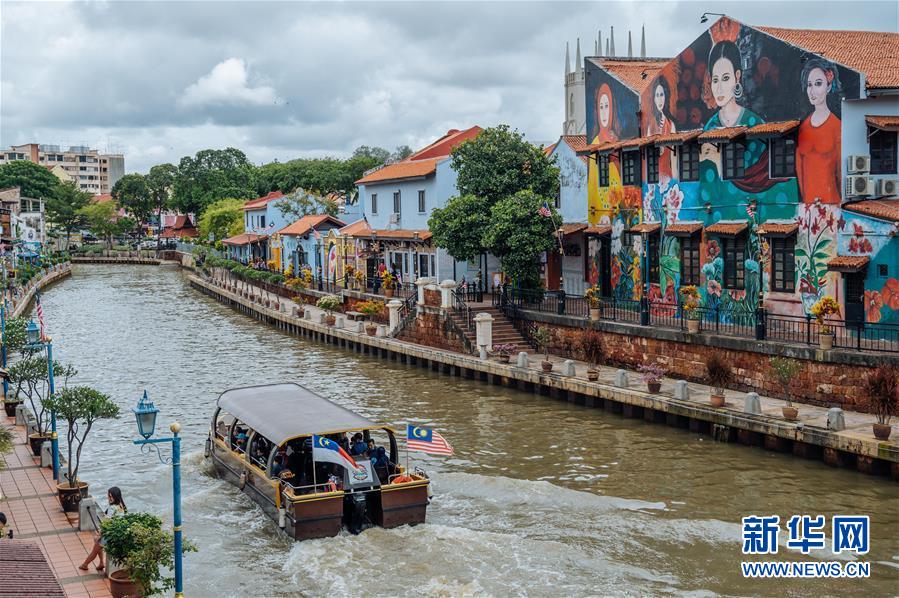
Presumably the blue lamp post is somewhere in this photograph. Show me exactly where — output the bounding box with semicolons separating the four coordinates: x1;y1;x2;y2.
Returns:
132;390;184;598
26;318;59;482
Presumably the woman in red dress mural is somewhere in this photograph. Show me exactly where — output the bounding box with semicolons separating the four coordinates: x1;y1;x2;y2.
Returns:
796;58;842;205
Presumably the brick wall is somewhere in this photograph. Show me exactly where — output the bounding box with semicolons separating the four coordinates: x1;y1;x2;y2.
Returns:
424;288;441;307
398;310;466;353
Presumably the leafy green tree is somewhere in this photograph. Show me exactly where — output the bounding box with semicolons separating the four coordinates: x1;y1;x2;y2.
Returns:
146;163;177;247
78;201;121;248
198;198;244;243
0;160;60;199
112;173;151;238
351;145;390;164
274;188;338;220
3;316;28;355
428;194;490;263
171;148;256;216
390;145;413;162
45;182;90;249
482;190;559;287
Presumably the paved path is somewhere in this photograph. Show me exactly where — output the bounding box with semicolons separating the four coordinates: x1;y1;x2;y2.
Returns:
1;416;112;598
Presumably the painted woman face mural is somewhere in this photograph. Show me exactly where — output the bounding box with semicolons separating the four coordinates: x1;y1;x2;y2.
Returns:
708;41;744;126
599;93;611;129
796;57;842;205
593;82;619;143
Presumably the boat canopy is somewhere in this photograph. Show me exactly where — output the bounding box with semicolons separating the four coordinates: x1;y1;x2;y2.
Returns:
216;383;380;446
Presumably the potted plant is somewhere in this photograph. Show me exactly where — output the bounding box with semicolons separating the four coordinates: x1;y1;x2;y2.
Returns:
864;365;897;441
102;512;197;598
679;285;702;333
810;296;840;350
354;269;366;290
345;264;356;288
382;271;397;298
705;353;732;407
491;343;516;364
316;295;341;326
43;386;120;512
532;326;553;373
8;356;77;456
357;300;385;336
585;285;601;321
639;361;666;393
770;356;804;421
579;329;603;381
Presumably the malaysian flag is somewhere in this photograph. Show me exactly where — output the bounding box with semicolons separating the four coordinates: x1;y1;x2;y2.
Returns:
406;424;454;456
538;201;552;218
36;293;45;339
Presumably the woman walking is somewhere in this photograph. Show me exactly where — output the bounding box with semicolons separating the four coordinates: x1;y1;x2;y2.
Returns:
79;487;127;571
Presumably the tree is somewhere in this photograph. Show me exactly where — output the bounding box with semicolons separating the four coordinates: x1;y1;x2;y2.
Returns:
390;145;413;162
78;201;121;248
112;173;151;238
274;188;338;220
45;182;90;249
171;148;256;216
482;190;560;287
0;160;60;199
146;163;177;248
197;198;244;243
351;145;390;164
428;194;490;263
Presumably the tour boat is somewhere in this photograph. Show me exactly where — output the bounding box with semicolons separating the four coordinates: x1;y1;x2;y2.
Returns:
205;383;431;539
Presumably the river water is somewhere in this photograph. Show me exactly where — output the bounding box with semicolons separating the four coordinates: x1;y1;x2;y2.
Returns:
33;265;898;596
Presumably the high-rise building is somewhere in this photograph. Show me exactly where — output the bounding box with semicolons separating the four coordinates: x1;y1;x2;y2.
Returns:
0;143;125;194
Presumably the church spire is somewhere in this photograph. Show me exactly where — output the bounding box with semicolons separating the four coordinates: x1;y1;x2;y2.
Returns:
565;41;571;75
605;37;610;57
575;38;582;74
641;24;646;58
610;26;616;57
596;29;602;56
628;30;633;58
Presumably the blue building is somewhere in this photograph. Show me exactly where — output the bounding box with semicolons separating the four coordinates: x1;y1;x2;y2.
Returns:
275;214;345;276
546;135;592;294
223;191;294;263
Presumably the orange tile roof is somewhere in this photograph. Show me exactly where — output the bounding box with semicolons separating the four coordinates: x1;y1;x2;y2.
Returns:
584;225;612;235
365;229;433;242
558;135;589;164
590;58;670;92
407;126;482;161
91;193;113;204
843;199;899;222
866;115;899;131
277;214;345;236
339;219;372;236
665;221;703;235
827;255;870;272
756;26;899;90
242;191;284;211
543;143;557;156
631;222;661;234
580;140;623;154
654;130;702;146
705;221;748;235
559;222;588;236
745;120;800;138
757;222;799;236
160;214;199;238
222;233;268;246
355;158;441;185
698;127;747;142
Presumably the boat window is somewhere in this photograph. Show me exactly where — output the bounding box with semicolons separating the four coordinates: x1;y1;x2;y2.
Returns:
231;421;251;453
215;411;235;442
248;434;274;470
347;429;398;485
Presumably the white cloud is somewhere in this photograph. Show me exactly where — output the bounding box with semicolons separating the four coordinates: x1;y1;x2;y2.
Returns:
179;58;279;108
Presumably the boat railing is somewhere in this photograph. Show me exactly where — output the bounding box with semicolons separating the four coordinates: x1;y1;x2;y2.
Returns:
280;479;342;497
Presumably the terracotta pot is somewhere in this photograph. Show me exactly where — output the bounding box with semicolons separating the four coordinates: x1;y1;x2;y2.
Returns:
687;318;700;334
589;308;600;321
819;332;834;351
365;325;377;336
873;423;892;440
57;481;89;513
498;354;510;364
782;406;799;421
325;315;336;326
541;361;553;373
709;393;726;408
28;433;49;456
109;569;143;598
294;308;304;318
647;381;661;394
4;400;23;417
586;369;599;381
384;288;395;298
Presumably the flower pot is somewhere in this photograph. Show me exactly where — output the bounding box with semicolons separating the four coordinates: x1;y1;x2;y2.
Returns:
325;315;336;326
109;569;143;598
541;360;553;373
647;381;661;393
294;308;304;318
28;433;49;456
586;369;599;381
819;332;834;350
497;354;510;364
687;318;700;334
57;481;88;513
384;288;395;298
709;393;726;408
365;324;377;336
873;423;892;441
589;307;600;321
4;400;23;417
782;406;799;421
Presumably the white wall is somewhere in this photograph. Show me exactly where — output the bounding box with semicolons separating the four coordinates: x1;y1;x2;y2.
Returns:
842;95;899;194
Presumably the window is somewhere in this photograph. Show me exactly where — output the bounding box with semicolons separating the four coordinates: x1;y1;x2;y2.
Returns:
722;236;746;289
418;190;426;213
371;193;378;214
647;233;660;283
770;236;796;292
646;146;659;184
622;151;641;186
598;154;610;187
870;129;897;174
680;234;700;285
393;191;401;214
723;143;745;179
878;264;889;278
678;143;699;181
770;137;796;178
260;215;265;229
553;191;561;209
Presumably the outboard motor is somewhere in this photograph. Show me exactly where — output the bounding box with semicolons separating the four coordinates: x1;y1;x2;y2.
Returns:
345;492;367;534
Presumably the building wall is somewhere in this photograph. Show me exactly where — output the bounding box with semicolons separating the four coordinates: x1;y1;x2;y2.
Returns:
550;141;589;224
839;211;899;325
359;174;439;231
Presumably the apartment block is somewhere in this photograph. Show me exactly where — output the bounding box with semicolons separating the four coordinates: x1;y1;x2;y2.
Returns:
0;143;125;194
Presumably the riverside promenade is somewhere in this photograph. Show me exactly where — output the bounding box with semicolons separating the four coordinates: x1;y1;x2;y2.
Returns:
189;271;899;480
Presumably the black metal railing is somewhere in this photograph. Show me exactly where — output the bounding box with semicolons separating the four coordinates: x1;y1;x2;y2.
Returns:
456;280;484;303
452;290;473;332
391;291;419;337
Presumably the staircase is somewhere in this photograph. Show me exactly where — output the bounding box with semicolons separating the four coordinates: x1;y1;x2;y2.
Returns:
448;306;533;355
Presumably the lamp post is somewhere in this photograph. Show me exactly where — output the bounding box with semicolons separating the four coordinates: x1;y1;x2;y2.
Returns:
1;296;8;399
132;390;184;598
26;318;59;482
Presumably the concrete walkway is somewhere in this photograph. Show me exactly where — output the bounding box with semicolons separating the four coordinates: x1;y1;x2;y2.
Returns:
1;417;112;598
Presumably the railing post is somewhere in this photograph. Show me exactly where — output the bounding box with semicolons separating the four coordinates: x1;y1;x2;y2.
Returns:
755;303;766;340
639;294;649;326
805;314;812;345
856;322;863;350
715;305;720;332
557;288;566;315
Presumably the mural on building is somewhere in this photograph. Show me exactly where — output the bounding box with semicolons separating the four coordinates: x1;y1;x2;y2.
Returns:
839;210;899;325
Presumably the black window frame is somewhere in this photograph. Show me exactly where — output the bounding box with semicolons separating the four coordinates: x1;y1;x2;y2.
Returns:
418;189;426;213
770;235;796;293
598;154;610;187
678;143;699;182
722;235;746;290
622;150;641;186
870;128;898;175
393;191;401;214
723;142;746;180
647;232;660;284
646;145;659;184
680;233;701;286
371;193;378;214
770;136;797;178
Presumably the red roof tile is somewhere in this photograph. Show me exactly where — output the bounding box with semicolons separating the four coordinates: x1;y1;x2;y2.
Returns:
698;127;747;142
706;221;748;235
355;158;441;185
339;219;371;236
827;256;870;272
557;135;589;164
91;193;113;204
745;120;800;138
277;214;345;236
406;126;482;161
558;222;588;236
222;233;268;246
543;143;556;156
866;115;899;131
843;199;899;222
757;222;799;236
631;222;661;234
589;58;670;92
756;26;899;90
654;130;703;146
242;191;284;211
665;221;703;235
584;225;612;235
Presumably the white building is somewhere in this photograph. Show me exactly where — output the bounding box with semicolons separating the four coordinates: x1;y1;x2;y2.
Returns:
0;143;125;194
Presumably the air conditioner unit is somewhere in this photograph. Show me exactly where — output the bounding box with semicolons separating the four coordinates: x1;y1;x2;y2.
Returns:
847;155;870;174
845;175;875;197
877;178;898;196
389;212;400;224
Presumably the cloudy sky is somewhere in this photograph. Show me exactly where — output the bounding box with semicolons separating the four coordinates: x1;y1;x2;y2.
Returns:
1;0;895;174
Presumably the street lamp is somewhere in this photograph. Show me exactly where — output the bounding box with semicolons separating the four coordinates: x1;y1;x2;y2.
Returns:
132;390;184;598
25;317;59;482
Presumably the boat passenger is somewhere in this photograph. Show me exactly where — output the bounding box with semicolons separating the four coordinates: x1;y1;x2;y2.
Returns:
350;433;367;456
370;446;396;483
271;455;285;478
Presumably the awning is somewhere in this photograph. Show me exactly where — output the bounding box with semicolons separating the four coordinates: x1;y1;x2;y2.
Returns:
665;221;703;236
577;141;621;155
654;130;702;146
217;383;382;446
619;136;657;149
222;233;268;246
584;225;612;236
842;199;899;223
757;222;799;237
356;229;433;242
745;120;800;138
705;221;748;236
630;222;661;234
866;115;899;132
827;256;870;273
558;223;588;237
697;127;747;143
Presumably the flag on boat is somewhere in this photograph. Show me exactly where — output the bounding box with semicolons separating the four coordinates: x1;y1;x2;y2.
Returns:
311;435;360;471
406;425;454;455
538;201;552;218
36;293;46;339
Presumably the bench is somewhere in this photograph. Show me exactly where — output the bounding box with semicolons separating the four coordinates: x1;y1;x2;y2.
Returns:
345;311;366;321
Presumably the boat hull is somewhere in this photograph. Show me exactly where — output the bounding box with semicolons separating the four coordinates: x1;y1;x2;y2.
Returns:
379;480;429;528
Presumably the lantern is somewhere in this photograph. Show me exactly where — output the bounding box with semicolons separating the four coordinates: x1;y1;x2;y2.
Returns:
25;320;40;347
133;390;159;439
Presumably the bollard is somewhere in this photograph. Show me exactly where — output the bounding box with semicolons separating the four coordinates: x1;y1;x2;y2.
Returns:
562;360;575;377
317;313;327;324
334;316;344;329
479;346;488;360
744;392;762;415
377;324;389;337
826;407;846;431
474;313;494;354
354;321;364;333
387;300;403;332
15;404;30;426
614;369;629;388
304;310;312;320
673;380;690;400
516;352;529;368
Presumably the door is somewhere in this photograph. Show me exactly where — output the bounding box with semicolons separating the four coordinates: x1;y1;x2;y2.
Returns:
545;251;561;290
844;272;865;326
418;254;430;278
600;238;612;297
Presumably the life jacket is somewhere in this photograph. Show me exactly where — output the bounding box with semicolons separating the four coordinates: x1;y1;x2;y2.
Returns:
392;475;413;484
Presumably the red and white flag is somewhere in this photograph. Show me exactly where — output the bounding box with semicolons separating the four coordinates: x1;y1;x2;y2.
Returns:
36;293;46;339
